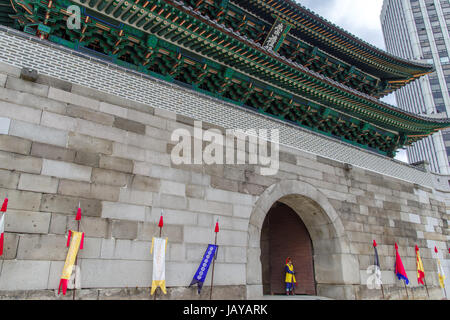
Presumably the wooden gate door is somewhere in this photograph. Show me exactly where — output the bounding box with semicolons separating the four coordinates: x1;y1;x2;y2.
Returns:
262;202;316;295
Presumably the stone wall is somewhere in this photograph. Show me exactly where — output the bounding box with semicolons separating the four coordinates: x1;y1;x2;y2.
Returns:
0;54;449;300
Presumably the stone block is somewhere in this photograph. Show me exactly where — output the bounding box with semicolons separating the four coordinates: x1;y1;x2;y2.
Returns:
0;73;6;87
98;102;127;117
31;142;76;162
205;188;254;206
211;176;239;192
80;259;151;288
77;118;125;145
233;204;253;219
36;74;72;92
42;159;92;182
0;169;19;189
133;161;152;176
41;194;102;218
154;108;176;120
0;134;32;155
68;132;113;155
78;237;102;259
111;220;139;239
131;175;160;192
112;143;146;162
0;101;42;124
6;76;49;97
0;87;67;115
0;117;10;134
138;222;183;243
145;150;171;167
186;184;205;199
119;188;153;206
184;226;246;247
48;213;68;235
67;216;109;239
0;62;20;77
0;233;19;260
9;120;67;147
150;165;191;184
91;168;131;187
100;239;152;260
188;198;233;216
0;150;42;174
48;87;100;110
18;173;59;194
40;111;77;132
0;260;51;290
145;125;171;141
58;180;120;202
126;133;167;153
4;209;51;234
149;207;197;226
225;246;247;263
102;202;146;222
99;155;133;173
0;188;41;211
128;112;165;130
66;104;114;126
113;117;146;135
71;85;152;114
160;180;186;197
16;234;67;260
158;194;187;210
74;151;99;167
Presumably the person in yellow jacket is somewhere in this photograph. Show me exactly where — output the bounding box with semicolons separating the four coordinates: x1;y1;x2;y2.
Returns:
285;257;296;295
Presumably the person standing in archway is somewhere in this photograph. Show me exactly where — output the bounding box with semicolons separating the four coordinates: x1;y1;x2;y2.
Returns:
285;257;297;295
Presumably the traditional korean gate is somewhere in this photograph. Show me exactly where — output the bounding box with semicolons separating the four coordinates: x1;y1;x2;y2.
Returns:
261;202;316;295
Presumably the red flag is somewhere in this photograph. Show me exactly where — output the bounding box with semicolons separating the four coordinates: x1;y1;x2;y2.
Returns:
75;207;82;221
1;198;8;212
158;215;164;228
395;243;409;284
0;198;8;256
215;221;219;233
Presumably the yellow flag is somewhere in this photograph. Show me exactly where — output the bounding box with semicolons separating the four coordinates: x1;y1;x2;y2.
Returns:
59;231;84;295
437;258;446;289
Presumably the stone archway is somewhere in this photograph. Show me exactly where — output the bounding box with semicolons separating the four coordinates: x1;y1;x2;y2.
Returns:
246;180;360;300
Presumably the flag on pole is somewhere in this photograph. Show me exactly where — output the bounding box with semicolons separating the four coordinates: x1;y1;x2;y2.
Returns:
189;244;218;294
151;237;168;295
59;230;84;295
395;243;409;285
415;245;425;285
435;247;446;289
373;240;382;286
0;198;8;256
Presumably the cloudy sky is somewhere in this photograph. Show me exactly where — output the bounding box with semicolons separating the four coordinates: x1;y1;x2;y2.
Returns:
295;0;409;162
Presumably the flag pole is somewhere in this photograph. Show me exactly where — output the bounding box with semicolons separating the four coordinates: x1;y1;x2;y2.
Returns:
209;220;219;300
154;211;164;301
404;280;409;299
73;202;82;300
423;277;430;298
373;240;385;300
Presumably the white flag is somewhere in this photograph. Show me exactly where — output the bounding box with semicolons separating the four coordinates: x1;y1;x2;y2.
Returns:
151;237;167;295
437;258;446;289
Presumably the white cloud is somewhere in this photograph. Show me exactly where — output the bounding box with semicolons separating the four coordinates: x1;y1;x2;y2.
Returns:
296;0;385;49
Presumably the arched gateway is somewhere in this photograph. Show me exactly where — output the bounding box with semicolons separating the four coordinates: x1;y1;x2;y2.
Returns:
246;180;360;300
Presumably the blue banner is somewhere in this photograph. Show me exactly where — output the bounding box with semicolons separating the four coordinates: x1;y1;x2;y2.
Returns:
189;244;218;294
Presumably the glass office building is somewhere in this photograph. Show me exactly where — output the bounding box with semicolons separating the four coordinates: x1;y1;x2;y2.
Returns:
381;0;450;174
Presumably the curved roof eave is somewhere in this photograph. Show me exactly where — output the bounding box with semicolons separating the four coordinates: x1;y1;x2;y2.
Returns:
248;0;434;76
